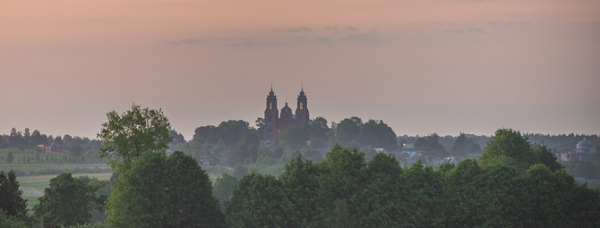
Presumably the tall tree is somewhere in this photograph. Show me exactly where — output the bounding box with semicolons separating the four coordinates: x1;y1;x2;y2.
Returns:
6;152;14;163
107;151;225;228
0;171;28;219
97;104;172;171
213;173;238;207
335;117;361;146
225;173;290;228
33;173;98;228
308;117;329;148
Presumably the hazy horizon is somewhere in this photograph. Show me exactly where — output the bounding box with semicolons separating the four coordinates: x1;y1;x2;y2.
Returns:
2;0;599;140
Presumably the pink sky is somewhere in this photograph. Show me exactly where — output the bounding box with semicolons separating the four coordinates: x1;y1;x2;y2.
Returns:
1;0;599;139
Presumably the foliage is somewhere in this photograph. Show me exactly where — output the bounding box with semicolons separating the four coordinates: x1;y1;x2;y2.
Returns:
106;151;225;228
357;119;397;151
278;126;308;151
33;173;98;228
225;173;290;228
308;117;329;148
224;140;600;227
450;133;481;156
97;104;172;171
414;133;448;159
6;151;14;163
334;117;361;146
0;210;26;228
213;173;237;206
0;171;28;219
480;128;562;171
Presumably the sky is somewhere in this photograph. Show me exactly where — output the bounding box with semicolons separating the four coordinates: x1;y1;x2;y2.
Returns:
1;0;599;140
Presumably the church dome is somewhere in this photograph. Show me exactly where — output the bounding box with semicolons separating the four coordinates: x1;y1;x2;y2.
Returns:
576;138;595;154
576;138;593;149
282;102;292;111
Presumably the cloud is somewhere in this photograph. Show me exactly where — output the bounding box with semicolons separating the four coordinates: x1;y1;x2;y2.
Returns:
341;33;379;44
314;36;331;44
489;21;530;29
272;26;312;33
440;27;484;35
168;39;202;46
345;26;359;32
224;37;287;47
169;25;383;48
469;28;485;33
441;29;465;35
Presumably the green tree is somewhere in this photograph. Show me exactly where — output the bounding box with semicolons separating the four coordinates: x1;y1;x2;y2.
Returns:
450;133;474;157
357;119;397;151
97;104;172;171
33;173;98;228
278;126;308;151
414;133;448;159
213;173;238;207
480;128;562;171
6;151;14;163
225;173;290;228
308;117;329;148
335;117;361;146
0;210;26;228
279;156;320;227
353;152;407;227
107;151;225;228
0;171;28;219
532;144;562;172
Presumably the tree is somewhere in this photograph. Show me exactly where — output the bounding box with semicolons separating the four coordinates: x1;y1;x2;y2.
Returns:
480;128;562;171
225;173;290;228
97;104;172;171
31;130;45;146
357;119;397;150
53;136;63;146
33;173;98;228
213;173;238;207
335;117;361;146
6;152;14;163
107;151;225;228
278;126;308;151
0;210;26;228
414;133;447;159
308;117;329;148
279;156;320;227
0;171;28;219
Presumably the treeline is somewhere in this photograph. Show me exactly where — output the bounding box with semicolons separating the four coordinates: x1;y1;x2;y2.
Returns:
0;127;103;163
2;104;599;227
173;117;397;162
219;129;599;228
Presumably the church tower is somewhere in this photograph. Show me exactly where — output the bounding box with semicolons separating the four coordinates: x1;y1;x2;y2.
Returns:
263;88;278;142
295;88;309;125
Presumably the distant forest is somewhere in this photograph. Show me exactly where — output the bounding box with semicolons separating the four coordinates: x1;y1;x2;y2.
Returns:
2;118;599;179
1;105;599;228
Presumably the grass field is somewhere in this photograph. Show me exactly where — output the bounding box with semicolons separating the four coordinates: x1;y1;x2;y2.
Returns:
1;161;113;212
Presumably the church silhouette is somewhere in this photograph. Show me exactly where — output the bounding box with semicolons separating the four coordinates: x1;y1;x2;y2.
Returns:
262;87;310;144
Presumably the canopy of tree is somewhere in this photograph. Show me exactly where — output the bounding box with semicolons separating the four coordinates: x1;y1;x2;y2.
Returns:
225;144;600;227
480;128;562;171
97;104;173;171
106;151;225;228
33;173;99;228
0;171;28;219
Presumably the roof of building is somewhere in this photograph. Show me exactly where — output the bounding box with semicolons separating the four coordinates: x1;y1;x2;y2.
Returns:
267;88;276;99
576;138;593;149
